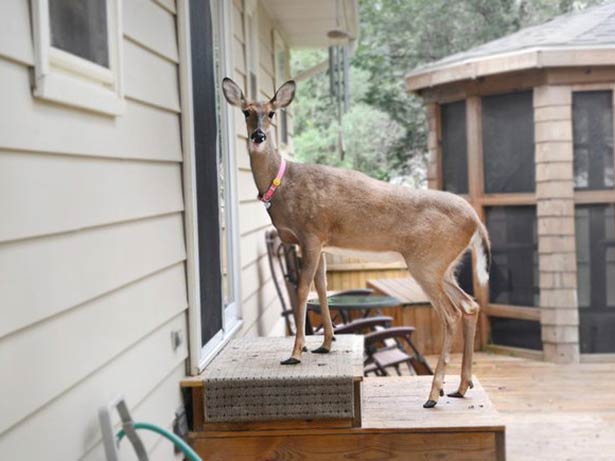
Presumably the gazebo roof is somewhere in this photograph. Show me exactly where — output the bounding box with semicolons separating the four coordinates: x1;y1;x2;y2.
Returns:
406;2;615;91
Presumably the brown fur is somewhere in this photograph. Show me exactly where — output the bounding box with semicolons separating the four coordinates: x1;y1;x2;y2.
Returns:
222;78;491;407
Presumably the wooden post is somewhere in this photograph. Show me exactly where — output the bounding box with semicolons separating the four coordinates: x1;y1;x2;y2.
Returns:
426;103;442;190
534;85;580;363
466;96;489;349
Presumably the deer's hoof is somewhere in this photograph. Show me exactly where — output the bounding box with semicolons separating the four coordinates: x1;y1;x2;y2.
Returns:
423;400;437;409
311;346;330;354
280;357;301;365
447;391;465;398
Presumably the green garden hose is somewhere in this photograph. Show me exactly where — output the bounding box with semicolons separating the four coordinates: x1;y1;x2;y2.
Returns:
117;422;202;461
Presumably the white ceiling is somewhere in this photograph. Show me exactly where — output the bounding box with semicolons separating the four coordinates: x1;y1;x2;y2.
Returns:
262;0;359;48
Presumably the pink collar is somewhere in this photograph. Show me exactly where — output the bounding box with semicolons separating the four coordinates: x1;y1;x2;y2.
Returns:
259;159;287;209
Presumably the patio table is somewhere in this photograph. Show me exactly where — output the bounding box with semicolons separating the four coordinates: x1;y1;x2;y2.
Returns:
307;294;401;327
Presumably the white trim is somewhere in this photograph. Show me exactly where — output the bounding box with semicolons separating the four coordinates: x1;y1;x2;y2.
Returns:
179;0;242;375
30;0;124;116
220;0;243;327
177;0;202;376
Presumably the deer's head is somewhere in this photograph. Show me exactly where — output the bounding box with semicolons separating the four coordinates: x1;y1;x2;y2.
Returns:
222;77;295;152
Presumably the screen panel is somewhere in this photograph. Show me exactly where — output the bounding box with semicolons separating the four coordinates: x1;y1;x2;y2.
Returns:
482;91;535;193
49;0;109;68
576;204;615;352
441;100;468;194
486;206;538;307
573;91;614;190
490;317;542;350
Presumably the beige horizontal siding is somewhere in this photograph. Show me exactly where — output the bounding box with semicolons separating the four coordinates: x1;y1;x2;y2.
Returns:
0;150;184;242
0;0;32;66
0;59;182;161
1;213;186;338
0;315;187;460
0;263;187;434
0;3;187;460
124;0;179;62
238;200;272;237
153;0;176;15
124;38;181;112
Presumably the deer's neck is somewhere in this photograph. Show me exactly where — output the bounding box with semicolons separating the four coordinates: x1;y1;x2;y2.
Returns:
249;140;283;196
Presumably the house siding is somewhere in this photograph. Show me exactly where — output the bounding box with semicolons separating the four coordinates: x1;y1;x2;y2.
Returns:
232;0;293;338
0;1;186;460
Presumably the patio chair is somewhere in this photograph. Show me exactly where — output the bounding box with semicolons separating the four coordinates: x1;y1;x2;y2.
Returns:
266;230;371;334
364;327;433;377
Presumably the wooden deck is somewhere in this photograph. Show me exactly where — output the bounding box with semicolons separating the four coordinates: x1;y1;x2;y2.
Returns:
190;375;504;460
440;352;615;461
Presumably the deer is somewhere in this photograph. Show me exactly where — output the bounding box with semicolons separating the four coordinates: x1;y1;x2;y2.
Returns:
222;77;491;408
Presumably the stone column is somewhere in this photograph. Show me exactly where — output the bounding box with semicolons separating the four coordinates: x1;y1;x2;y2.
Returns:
534;85;580;363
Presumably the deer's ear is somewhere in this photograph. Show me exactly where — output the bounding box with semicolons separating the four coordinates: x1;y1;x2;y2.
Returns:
271;80;296;109
222;77;245;107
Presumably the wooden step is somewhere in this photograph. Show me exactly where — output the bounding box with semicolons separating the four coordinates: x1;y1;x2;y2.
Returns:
189;375;506;461
181;335;364;432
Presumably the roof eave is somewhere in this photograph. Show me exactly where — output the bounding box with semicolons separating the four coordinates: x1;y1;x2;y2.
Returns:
405;45;615;93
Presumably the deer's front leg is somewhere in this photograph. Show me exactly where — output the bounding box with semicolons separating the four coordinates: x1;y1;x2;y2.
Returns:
312;253;334;353
281;238;322;365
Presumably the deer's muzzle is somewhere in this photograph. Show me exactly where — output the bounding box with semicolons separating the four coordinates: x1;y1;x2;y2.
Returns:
251;129;266;144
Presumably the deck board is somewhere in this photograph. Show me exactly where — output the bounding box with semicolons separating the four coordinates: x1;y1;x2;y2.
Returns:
442;352;615;461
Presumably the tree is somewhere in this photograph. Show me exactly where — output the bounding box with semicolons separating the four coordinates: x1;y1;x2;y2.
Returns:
292;0;605;187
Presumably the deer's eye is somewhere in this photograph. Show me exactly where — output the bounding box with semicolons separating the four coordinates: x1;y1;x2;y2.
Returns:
268;111;275;119
243;110;250;118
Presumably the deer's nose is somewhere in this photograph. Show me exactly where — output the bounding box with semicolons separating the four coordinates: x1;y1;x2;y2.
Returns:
251;129;266;144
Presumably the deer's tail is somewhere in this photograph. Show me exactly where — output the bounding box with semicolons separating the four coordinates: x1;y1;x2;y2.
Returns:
471;221;491;287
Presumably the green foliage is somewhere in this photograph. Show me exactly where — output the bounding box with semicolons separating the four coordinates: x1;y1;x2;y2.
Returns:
291;0;605;187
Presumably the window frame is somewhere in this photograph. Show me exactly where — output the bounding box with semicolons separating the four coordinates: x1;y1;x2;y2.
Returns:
30;0;125;116
179;0;242;375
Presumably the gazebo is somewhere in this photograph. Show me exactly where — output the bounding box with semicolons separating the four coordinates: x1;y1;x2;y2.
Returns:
406;3;615;363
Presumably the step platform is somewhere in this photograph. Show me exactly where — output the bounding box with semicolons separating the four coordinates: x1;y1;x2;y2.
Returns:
181;335;364;431
182;337;506;461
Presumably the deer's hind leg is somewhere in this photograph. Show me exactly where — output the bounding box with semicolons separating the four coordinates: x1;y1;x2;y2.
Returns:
409;268;462;408
443;272;479;398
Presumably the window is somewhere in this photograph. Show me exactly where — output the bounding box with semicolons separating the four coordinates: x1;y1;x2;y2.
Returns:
482;91;535;193
440;100;468;194
486;206;539;307
573;91;614;190
188;0;241;371
49;0;109;67
30;0;124;115
575;205;615;353
274;31;290;148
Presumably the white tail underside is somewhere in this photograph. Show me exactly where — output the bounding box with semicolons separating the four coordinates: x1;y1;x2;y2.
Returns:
471;230;489;286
